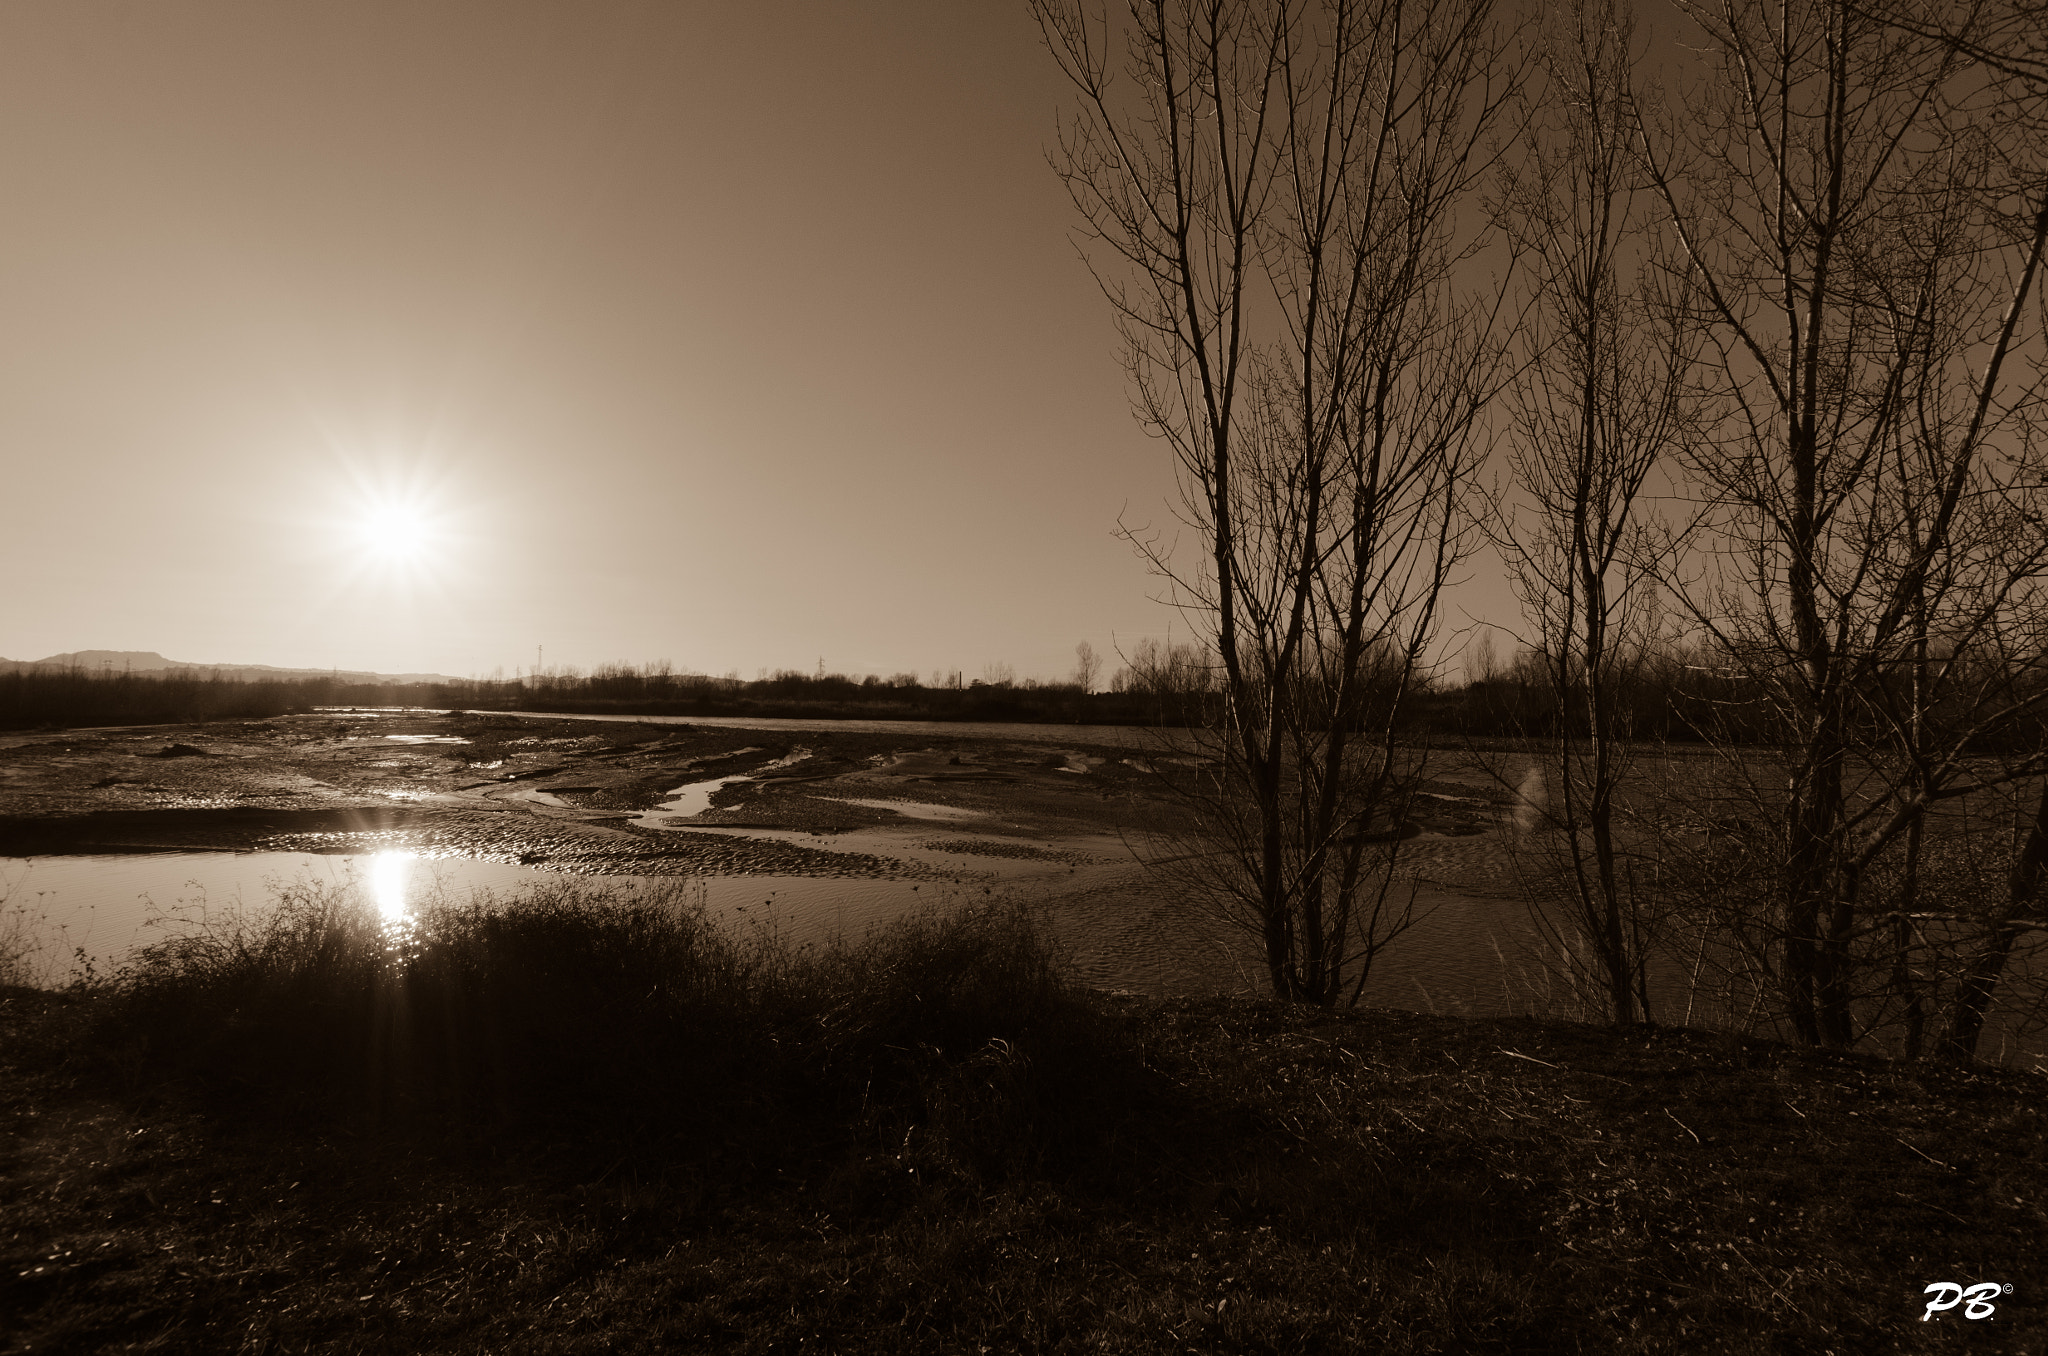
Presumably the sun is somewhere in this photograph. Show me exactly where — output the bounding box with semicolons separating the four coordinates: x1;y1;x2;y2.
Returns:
348;489;452;571
316;457;465;590
362;502;433;563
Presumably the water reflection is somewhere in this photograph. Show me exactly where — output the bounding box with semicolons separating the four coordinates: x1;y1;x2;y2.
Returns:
7;851;605;978
365;851;427;960
369;851;412;923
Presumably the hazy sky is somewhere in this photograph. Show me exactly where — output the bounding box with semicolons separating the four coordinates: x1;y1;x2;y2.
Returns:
1;2;1532;683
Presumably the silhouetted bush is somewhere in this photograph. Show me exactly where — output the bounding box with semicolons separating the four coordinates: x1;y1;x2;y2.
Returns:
87;881;1165;1185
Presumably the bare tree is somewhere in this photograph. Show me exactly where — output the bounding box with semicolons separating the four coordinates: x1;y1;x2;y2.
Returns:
1074;640;1102;693
1033;0;1522;1004
1487;0;1697;1026
1463;630;1502;685
1635;0;2048;1051
1849;0;2047;85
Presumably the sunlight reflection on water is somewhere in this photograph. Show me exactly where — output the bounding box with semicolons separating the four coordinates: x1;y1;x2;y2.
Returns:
2;852;582;978
369;851;411;924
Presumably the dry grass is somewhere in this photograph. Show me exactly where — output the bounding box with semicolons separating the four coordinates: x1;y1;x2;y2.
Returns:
4;880;2046;1353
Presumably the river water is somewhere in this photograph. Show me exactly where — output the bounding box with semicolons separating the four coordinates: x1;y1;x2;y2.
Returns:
10;846;2042;1069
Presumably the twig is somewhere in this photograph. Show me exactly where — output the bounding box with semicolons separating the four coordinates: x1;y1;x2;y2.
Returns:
1894;1191;1970;1225
1496;1047;1632;1085
1727;1244;1808;1321
1496;1047;1561;1069
1664;1108;1701;1143
1895;1136;1954;1170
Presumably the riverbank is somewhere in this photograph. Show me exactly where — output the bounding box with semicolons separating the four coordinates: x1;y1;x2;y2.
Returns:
4;883;2043;1354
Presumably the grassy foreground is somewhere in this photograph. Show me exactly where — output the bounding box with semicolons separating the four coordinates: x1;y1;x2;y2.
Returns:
3;883;2045;1354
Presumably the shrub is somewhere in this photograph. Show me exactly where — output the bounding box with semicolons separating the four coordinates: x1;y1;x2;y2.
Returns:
87;878;1166;1190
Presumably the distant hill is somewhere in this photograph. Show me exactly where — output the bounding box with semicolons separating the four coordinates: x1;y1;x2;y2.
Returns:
0;650;461;686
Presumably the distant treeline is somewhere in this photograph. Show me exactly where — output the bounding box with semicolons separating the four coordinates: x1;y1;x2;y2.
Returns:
1435;647;2048;752
0;661;1202;730
445;662;1196;727
423;650;1824;742
0;669;442;730
0;655;1800;738
15;651;2039;748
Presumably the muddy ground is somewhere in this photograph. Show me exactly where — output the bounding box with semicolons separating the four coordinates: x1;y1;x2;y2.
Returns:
0;711;1180;876
0;710;1520;887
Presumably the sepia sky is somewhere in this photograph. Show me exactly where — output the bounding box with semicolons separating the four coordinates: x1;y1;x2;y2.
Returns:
0;2;1549;683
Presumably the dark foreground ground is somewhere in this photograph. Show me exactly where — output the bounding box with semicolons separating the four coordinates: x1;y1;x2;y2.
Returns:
3;717;2044;1353
5;984;2045;1354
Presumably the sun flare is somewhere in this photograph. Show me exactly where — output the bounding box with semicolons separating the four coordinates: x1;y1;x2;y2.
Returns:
360;501;434;564
312;452;471;596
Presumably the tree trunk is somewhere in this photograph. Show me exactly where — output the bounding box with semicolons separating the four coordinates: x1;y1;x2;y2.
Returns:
1940;777;2048;1061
